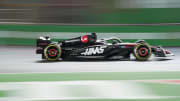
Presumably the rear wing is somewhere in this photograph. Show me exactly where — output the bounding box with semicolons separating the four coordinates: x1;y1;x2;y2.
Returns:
36;36;51;54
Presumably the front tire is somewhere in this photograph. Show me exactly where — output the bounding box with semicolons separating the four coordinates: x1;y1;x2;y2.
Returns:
134;43;151;61
44;44;62;61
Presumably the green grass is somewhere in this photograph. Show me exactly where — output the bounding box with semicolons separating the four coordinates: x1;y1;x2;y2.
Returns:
1;72;180;101
1;25;180;33
0;72;180;82
0;90;11;97
143;82;180;96
35;98;180;101
97;8;180;24
1;25;180;46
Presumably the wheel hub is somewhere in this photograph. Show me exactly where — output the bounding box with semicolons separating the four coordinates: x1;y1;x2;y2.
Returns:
139;47;148;56
48;49;57;57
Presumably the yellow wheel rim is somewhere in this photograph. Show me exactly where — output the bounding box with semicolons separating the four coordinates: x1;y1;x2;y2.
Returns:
134;43;151;61
44;44;61;61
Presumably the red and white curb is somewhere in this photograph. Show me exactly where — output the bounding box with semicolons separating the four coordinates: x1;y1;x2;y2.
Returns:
138;79;180;84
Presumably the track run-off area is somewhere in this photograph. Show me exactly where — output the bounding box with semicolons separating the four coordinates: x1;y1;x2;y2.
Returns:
0;46;180;101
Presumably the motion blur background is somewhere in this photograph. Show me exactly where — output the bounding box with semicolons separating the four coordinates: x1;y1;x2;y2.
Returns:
1;0;180;24
0;0;180;46
1;1;180;101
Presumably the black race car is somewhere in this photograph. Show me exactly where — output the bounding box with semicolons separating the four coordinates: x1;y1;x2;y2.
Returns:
36;33;174;61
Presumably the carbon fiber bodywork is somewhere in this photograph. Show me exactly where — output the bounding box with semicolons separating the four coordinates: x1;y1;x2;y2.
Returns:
36;33;174;61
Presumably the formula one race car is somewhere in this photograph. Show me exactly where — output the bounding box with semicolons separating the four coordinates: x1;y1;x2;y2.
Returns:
36;33;174;61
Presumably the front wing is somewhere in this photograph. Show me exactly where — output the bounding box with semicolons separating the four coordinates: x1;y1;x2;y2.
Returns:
151;46;174;57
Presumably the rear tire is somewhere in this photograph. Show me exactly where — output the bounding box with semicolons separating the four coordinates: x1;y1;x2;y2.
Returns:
134;43;151;61
44;44;62;61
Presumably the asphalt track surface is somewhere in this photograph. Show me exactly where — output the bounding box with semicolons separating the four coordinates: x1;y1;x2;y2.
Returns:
0;46;180;73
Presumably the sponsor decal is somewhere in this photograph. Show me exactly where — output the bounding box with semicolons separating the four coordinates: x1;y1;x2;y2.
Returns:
165;50;170;54
121;46;126;48
81;46;106;55
39;42;48;46
81;35;89;43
